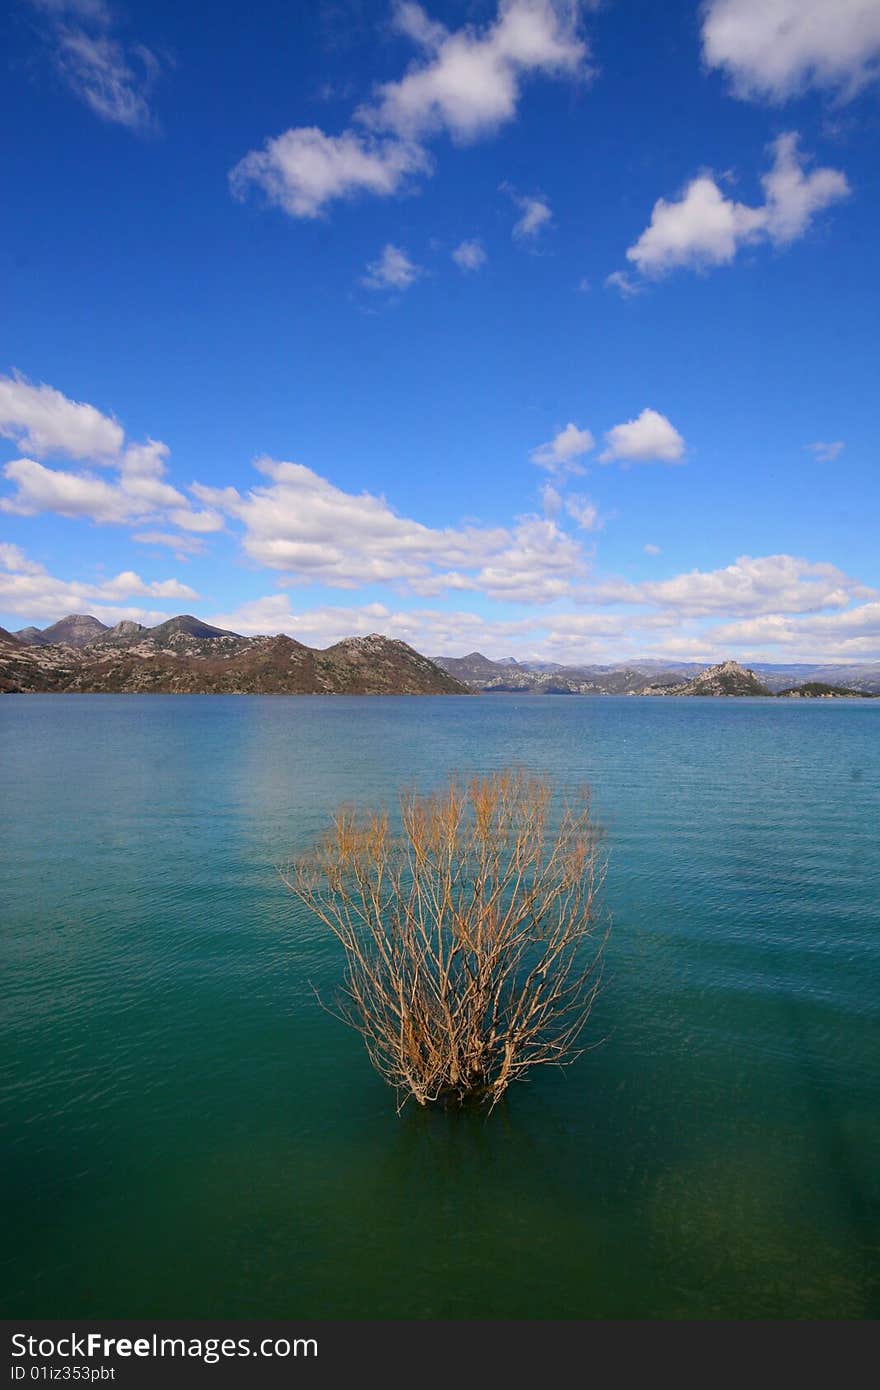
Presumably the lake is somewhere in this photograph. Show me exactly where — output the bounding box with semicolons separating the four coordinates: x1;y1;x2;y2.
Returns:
1;694;878;1318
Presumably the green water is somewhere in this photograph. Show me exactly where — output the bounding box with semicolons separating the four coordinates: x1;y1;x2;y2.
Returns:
1;694;878;1318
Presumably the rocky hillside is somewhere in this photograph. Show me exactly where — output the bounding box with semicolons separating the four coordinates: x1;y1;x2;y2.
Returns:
0;615;468;696
642;660;771;697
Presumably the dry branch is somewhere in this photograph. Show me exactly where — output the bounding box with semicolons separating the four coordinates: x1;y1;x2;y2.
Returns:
283;769;606;1109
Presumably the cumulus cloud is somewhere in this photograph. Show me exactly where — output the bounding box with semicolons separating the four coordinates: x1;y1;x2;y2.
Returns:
0;542;45;576
28;0;162;133
2;457;151;523
0;372;123;459
0;455;222;530
466;517;585;603
530;422;594;473
0;376;223;535
364;1;588;142
230;2;589;218
585;553;874;619
206;549;880;665
702;0;880;103
711;602;880;656
644;543;661;556
362;243;422;290
599;408;685;465
808;440;845;463
451;238;487;270
0;545;197;624
192;457;586;602
624;134;849;278
230;130;429;220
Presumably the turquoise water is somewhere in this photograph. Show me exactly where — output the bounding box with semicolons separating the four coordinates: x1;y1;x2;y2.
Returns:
1;694;878;1319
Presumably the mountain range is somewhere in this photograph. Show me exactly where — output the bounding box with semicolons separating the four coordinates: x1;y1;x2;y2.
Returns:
434;652;880;696
0;615;467;696
2;616;878;697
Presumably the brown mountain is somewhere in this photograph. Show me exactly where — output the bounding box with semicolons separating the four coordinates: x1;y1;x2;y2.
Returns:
15;614;109;647
0;617;468;695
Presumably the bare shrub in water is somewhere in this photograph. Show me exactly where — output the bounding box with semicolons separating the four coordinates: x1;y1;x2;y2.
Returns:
283;770;606;1110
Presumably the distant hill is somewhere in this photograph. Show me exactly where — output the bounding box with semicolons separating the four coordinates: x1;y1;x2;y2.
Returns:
148;615;239;643
642;660;771;697
436;652;880;697
0;616;468;696
776;682;876;699
436;652;696;695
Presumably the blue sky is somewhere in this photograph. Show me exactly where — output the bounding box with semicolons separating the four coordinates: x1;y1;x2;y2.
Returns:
1;0;879;662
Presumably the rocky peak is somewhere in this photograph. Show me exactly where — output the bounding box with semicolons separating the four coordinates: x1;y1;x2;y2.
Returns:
643;659;771;697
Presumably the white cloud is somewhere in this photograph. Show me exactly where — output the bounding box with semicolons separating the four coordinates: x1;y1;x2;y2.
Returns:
808;440;845;463
132;531;207;558
627;177;764;275
97;570;198;600
644;543;661;556
0;377;223;537
530;421;594;472
208;594;537;654
364;1;588;143
452;238;487;270
362;243;422;290
0;542;45;576
511;192;552;242
564;494;602;531
0;372;123;459
625;134;849;277
0;545;197;624
540;481;562;516
599;408;685;465
166;507;224;533
206;587;880;665
586;553;874;619
1;453;226;531
760;135;851;243
192;457;586;602
53;30;159;131
230;2;589;219
702;0;880;103
28;0;161;133
604;270;640;297
711;602;880;656
209;594;621;659
466;517;586;603
2;457;154;523
230;129;429;220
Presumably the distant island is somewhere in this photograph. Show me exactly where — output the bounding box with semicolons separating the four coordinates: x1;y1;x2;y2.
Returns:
1;617;878;697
